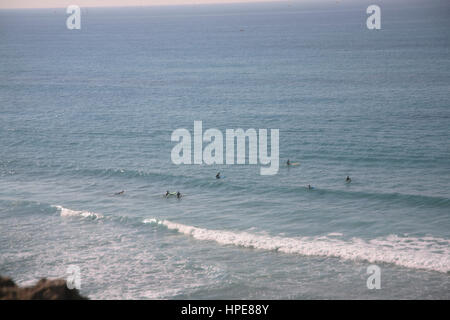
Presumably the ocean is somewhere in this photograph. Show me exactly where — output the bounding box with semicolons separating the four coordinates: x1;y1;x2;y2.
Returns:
0;0;449;299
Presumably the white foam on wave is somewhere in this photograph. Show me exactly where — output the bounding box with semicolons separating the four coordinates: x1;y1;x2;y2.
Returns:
54;205;103;219
143;218;158;224
327;232;343;237
144;219;450;273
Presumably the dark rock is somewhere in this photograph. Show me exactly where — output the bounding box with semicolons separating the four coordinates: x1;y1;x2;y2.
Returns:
0;276;88;300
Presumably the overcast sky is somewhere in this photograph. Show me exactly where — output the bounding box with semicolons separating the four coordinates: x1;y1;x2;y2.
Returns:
0;0;287;9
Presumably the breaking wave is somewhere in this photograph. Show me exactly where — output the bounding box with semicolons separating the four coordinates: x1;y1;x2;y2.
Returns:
144;218;450;273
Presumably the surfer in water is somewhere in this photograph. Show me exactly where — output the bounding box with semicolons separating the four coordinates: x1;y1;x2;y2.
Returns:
346;176;352;183
115;190;125;195
307;184;313;190
165;190;170;197
286;159;290;166
216;172;221;179
176;191;182;199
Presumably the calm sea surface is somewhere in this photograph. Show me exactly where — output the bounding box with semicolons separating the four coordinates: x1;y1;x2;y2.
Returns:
0;0;449;299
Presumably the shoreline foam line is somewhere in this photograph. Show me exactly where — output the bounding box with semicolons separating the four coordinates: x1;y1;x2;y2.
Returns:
51;205;450;273
144;219;450;273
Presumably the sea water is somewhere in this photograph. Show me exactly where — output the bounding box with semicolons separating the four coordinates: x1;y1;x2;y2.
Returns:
0;0;449;299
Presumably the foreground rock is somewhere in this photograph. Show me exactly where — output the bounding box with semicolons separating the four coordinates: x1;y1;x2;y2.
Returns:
0;276;88;300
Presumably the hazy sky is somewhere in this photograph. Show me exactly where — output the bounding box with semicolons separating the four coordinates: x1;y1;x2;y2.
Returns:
0;0;283;9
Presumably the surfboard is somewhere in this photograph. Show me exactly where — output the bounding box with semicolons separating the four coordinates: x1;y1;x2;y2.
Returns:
164;192;177;197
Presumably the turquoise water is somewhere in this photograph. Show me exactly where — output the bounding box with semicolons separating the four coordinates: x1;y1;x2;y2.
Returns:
0;0;449;299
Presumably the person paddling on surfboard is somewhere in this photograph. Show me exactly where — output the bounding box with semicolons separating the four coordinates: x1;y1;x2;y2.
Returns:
287;159;300;166
216;172;221;179
165;191;178;197
115;190;125;195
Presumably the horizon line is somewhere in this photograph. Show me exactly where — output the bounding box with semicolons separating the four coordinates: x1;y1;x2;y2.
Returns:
0;0;296;10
